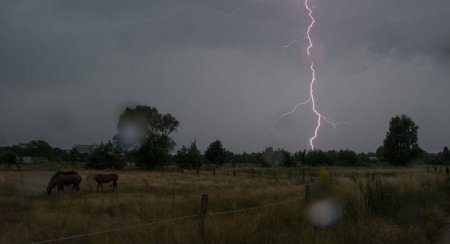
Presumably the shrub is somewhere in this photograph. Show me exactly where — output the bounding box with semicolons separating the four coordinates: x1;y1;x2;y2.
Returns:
319;167;331;184
362;177;400;218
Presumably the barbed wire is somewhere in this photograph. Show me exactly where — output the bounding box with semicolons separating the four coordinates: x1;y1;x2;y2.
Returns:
208;196;304;216
31;195;304;243
31;214;199;244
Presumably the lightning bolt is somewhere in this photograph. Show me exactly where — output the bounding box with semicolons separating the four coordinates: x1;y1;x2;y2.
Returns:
227;0;348;150
281;0;343;150
279;97;311;118
278;37;308;55
225;0;262;17
304;0;321;150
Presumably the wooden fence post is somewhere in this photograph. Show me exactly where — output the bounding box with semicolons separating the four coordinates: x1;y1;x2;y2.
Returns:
199;194;208;243
233;170;236;176
302;167;305;184
305;185;310;204
288;172;291;180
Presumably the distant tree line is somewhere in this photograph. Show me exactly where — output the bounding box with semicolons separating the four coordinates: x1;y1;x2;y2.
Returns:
0;140;86;167
1;107;447;169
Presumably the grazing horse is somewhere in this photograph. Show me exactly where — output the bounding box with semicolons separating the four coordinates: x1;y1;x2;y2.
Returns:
47;172;82;196
48;171;79;191
94;173;119;192
49;171;78;185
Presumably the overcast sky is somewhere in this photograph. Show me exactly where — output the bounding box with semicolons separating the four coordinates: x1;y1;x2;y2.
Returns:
1;0;449;153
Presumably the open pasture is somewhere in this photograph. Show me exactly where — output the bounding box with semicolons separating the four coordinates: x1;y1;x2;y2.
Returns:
0;167;449;243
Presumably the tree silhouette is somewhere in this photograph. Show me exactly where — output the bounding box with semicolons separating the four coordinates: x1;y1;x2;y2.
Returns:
86;142;125;169
115;105;179;169
382;115;420;166
176;142;203;169
205;140;226;166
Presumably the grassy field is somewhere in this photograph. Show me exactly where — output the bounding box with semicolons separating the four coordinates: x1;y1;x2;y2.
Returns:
0;166;449;243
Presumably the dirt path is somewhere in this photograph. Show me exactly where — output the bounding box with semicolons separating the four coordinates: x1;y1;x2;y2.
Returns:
436;217;450;244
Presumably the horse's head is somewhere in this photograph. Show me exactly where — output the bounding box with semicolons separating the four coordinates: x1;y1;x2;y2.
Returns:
93;174;100;181
47;176;56;196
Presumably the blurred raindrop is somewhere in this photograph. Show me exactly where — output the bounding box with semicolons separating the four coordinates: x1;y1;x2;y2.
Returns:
308;198;342;228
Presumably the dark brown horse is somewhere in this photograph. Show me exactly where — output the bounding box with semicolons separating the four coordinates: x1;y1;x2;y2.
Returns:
47;171;82;195
94;173;119;192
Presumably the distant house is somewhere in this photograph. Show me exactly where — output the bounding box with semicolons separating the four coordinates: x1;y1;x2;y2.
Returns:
19;156;33;164
74;144;97;154
17;143;29;149
18;156;49;164
33;157;49;163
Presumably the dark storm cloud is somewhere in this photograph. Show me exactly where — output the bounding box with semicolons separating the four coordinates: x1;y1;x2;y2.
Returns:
0;0;449;152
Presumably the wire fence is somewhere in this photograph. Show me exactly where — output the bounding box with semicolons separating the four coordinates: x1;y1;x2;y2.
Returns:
31;194;305;244
208;196;304;216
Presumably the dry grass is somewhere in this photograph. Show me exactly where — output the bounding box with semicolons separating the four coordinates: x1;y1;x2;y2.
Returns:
0;166;449;243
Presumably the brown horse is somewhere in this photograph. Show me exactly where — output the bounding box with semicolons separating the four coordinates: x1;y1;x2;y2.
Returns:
94;173;119;192
47;172;82;196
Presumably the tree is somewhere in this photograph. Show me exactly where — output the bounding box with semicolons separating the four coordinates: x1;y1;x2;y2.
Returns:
293;150;306;165
261;147;275;167
27;140;54;160
335;149;358;166
205;140;226;166
115;106;179;169
435;146;450;165
176;146;190;169
0;151;17;167
277;149;296;167
86;142;125;169
176;142;204;169
375;146;384;161
382;115;420;166
53;147;69;163
135;134;175;169
68;148;82;164
305;150;333;166
442;146;450;163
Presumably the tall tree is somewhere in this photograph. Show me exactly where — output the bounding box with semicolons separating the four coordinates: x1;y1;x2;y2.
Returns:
382;115;420;166
0;151;17;168
442;146;450;162
176;142;203;169
187;142;203;169
205;140;226;166
135;134;175;169
115;106;179;169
